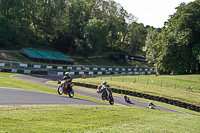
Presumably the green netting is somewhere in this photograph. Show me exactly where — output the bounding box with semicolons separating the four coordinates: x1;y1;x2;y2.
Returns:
36;50;58;60
23;49;43;58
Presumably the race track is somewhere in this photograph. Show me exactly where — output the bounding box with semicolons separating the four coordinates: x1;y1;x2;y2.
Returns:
0;87;106;106
1;75;185;114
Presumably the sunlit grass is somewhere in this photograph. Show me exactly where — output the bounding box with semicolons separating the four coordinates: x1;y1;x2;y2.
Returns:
0;72;200;132
0;105;200;133
72;75;200;106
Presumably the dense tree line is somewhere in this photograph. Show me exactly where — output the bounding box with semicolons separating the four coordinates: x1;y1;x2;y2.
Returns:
3;0;198;74
0;0;148;57
145;0;200;74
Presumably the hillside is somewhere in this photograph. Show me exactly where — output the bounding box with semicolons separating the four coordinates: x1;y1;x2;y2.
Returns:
0;51;153;67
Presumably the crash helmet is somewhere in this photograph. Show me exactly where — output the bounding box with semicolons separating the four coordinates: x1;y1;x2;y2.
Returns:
150;101;153;104
103;81;107;85
65;72;70;76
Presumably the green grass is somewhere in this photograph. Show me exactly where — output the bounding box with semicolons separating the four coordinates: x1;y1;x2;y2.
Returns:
48;81;200;116
0;105;200;133
72;75;200;106
74;58;152;67
0;52;31;62
1;72;200;132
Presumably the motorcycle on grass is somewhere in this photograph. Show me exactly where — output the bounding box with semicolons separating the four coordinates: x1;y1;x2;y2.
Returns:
57;80;74;98
97;85;114;105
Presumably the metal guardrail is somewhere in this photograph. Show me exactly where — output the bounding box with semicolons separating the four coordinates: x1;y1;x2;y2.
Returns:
0;60;155;71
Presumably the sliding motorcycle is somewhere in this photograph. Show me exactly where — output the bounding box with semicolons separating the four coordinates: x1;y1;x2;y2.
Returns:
123;95;132;104
147;102;156;109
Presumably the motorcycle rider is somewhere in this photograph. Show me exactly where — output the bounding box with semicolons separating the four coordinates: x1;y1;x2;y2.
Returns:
97;81;111;93
147;101;156;108
62;72;72;90
123;94;130;103
63;72;72;82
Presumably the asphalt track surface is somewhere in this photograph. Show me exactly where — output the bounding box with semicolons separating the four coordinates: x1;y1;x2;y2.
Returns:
1;75;185;114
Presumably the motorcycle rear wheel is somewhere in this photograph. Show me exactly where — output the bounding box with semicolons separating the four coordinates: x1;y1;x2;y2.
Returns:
58;86;63;95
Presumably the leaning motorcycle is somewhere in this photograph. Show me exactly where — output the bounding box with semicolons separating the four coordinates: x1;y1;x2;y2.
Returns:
57;80;74;98
123;95;131;103
97;85;114;105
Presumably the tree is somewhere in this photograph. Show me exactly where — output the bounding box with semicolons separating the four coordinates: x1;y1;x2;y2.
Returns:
128;22;147;55
145;27;158;63
153;1;200;74
83;19;108;55
0;15;12;47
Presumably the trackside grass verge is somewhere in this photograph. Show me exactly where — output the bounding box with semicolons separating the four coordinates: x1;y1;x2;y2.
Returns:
72;75;200;107
70;85;200;116
0;72;108;104
0;73;200;132
48;81;200;116
0;105;200;133
47;81;200;116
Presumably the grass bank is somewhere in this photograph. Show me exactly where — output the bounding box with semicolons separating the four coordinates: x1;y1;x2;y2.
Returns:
0;72;200;132
0;105;200;133
72;75;200;106
0;52;152;67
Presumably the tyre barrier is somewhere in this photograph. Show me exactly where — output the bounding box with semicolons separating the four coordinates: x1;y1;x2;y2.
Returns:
72;82;200;112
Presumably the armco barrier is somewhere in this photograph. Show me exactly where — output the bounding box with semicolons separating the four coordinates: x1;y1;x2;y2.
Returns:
72;82;200;112
0;60;155;73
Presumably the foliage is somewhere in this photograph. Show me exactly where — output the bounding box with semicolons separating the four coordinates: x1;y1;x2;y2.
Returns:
0;0;149;57
83;19;108;55
147;1;200;74
0;14;12;47
107;54;119;62
145;27;158;63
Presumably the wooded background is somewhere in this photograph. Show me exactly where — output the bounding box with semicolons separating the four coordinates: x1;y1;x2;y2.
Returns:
0;0;200;74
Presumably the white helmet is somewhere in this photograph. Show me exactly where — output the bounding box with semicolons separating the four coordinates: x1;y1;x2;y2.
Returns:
103;81;107;85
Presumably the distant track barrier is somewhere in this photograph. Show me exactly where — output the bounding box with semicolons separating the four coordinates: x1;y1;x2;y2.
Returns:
0;60;155;75
72;82;200;112
0;68;48;75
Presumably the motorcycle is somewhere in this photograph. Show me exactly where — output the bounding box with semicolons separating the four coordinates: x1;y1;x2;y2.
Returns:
147;104;156;109
123;95;131;104
57;80;74;98
97;85;114;105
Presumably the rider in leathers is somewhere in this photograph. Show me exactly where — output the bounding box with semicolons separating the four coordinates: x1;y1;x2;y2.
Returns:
62;72;72;91
63;72;72;82
147;101;156;108
97;81;111;94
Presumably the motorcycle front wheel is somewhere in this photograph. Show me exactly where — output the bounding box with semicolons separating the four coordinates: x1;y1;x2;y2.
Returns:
58;86;63;95
109;95;114;105
69;89;74;98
